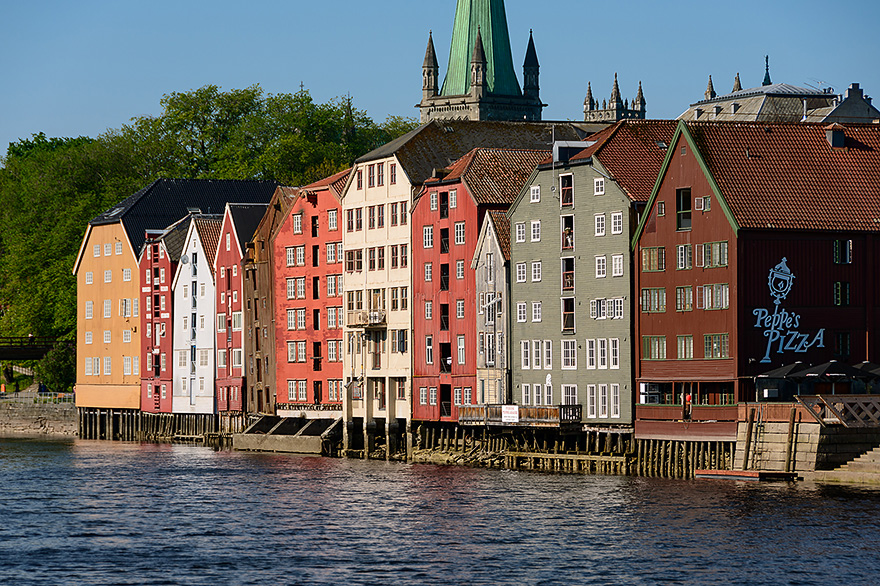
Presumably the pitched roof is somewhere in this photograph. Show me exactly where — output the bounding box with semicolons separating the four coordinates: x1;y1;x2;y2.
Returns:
487;210;511;261
685;122;880;231
89;179;279;254
429;148;549;205
356;119;603;186
227;203;269;253
570;120;677;202
193;217;223;276
158;214;193;260
303;168;351;198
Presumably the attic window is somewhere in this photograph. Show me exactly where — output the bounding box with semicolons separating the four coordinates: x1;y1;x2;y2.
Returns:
713;105;722;116
655;141;668;150
731;102;740;113
106;207;124;218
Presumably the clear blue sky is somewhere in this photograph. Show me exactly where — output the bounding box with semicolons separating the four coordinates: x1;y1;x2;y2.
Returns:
2;0;879;156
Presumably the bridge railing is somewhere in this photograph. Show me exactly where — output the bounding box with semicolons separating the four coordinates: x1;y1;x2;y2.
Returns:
796;395;880;428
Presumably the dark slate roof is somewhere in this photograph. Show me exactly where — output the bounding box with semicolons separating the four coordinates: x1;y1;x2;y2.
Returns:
569;120;677;202
428;148;549;205
690;83;828;107
228;204;270;253
487;210;511;261
160;215;194;260
90;179;279;254
356;120;603;186
685;122;880;231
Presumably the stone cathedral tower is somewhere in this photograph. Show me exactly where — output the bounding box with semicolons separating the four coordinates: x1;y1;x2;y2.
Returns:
418;0;545;122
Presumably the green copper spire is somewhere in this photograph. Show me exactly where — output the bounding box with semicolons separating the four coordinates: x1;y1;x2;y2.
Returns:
440;0;522;97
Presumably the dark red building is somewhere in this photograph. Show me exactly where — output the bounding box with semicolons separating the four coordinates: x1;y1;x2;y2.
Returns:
273;169;348;416
412;148;548;422
634;122;880;437
215;203;268;413
138;218;189;413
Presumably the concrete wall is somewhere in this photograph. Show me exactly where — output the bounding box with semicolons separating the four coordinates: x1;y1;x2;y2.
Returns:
0;402;77;437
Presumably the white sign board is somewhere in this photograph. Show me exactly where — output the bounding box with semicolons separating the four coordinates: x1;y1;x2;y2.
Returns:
501;405;519;423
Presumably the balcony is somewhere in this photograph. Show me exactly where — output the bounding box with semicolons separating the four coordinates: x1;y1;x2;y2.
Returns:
459;404;582;427
346;309;387;328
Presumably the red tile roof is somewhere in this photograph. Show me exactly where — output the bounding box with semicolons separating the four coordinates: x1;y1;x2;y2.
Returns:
686;122;880;231
428;148;550;205
193;217;222;276
487;210;511;261
303;168;351;197
571;120;677;202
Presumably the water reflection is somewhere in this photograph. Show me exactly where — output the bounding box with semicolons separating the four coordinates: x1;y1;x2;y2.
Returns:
2;438;880;585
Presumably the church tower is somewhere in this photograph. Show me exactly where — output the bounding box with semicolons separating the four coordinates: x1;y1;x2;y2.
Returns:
418;0;545;122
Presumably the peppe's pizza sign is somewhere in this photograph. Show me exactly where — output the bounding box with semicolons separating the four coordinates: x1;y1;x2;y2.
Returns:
753;258;825;363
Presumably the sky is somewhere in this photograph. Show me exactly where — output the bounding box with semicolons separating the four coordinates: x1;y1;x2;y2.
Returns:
2;0;879;157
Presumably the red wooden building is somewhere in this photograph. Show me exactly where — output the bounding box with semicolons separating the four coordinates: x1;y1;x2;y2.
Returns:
215;203;268;412
273;169;348;416
138;218;189;413
633;121;880;437
412;148;548;422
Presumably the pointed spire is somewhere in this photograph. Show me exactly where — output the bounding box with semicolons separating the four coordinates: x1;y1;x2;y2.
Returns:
584;82;594;111
524;29;539;68
423;30;438;69
471;26;486;65
732;72;742;92
634;81;646;111
705;75;716;100
610;73;622;108
763;55;772;86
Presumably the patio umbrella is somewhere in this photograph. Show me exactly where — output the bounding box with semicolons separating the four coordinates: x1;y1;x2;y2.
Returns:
756;362;805;379
789;360;874;394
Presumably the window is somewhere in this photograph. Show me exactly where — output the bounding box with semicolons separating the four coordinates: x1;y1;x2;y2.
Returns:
449;189;457;209
699;241;729;268
293;214;302;234
544;340;552;370
612;255;624;277
643;336;667;360
93;244;100;257
390;164;397;185
296;246;305;266
704;333;730;359
834;281;851;306
515;222;526;243
423;225;433;249
424;263;432;282
123;330;131;343
85;301;93;320
103;356;111;375
377;205;384;228
368;206;376;230
610;338;620;369
560;175;573;206
611;298;624;319
486;253;494;283
103;299;111;318
594;177;605;195
368;165;375;188
454;222;465;245
85;271;93;285
562;340;577;369
346;209;354;232
531;261;542;282
702;284;730;310
286;247;296;267
328;209;338;231
563;384;577;406
611;212;623;234
456;260;464;280
376;163;384;186
400;202;408;225
516;263;527;283
531;220;541;242
426;336;433;364
532;302;542;322
595;214;606;236
676;286;693;312
641;288;666;313
232;312;243;330
517;302;527;323
522;384;531;406
598;339;608;369
355;208;363;231
458;336;466;365
430;192;438;211
429;387;437;406
589;339;600;372
425;301;433;320
530;185;540;202
122;268;131;282
485;333;495;366
104;243;111;256
677;335;694;359
104;270;112;283
642;247;666;272
419;387;428;405
457;299;465;319
595;256;606;278
834;239;853;264
562;298;575;333
677;244;692;270
676;188;692;230
521;341;530;369
103;330;111;344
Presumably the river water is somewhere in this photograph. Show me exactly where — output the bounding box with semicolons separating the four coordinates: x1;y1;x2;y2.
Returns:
1;438;879;585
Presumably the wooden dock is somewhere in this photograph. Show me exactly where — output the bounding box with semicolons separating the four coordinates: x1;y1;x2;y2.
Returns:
695;469;799;481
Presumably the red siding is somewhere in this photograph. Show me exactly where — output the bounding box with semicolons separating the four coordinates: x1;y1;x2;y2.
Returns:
215;212;245;412
273;190;344;408
139;239;175;413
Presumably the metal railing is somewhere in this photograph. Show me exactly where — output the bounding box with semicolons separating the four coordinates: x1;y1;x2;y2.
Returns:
346;310;387;327
458;404;582;426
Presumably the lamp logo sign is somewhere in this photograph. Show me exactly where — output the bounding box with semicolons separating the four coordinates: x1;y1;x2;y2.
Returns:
753;257;824;363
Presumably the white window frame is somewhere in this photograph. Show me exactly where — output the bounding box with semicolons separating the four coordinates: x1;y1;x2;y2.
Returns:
530;185;540;203
594;214;606;236
531;220;541;242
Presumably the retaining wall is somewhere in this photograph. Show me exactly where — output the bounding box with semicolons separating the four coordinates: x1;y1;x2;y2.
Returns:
0;402;77;437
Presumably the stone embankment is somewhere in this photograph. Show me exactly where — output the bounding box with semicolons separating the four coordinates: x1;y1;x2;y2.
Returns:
0;400;77;437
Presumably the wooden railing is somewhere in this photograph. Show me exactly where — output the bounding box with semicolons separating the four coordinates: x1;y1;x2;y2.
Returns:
458;404;582;427
796;395;880;428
